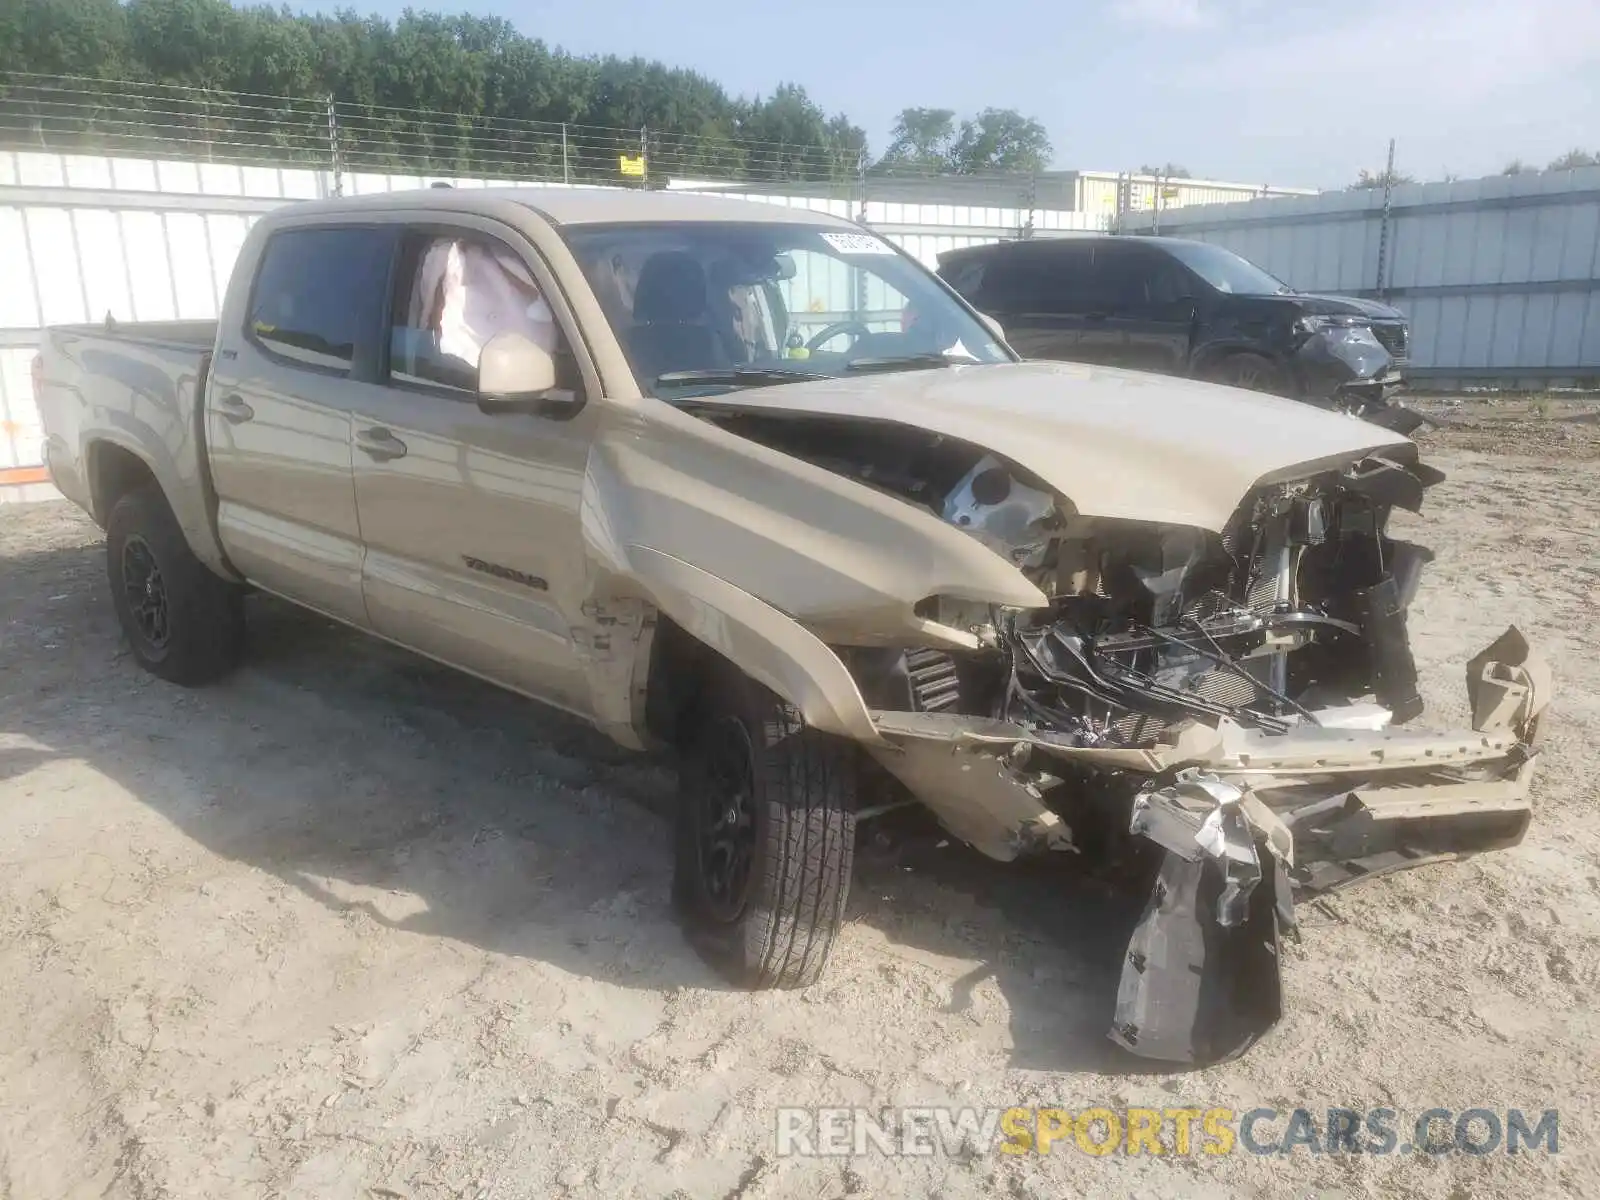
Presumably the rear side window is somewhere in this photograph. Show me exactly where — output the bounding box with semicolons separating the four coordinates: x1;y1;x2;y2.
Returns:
983;244;1095;314
248;227;393;371
940;256;988;306
1091;247;1156;310
1091;248;1197;311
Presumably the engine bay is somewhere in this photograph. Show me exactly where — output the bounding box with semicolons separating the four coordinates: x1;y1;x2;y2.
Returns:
706;408;1444;750
677;394;1545;1068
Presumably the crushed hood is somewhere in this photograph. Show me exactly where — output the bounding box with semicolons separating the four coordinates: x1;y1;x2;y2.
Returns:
684;361;1416;532
1294;293;1408;321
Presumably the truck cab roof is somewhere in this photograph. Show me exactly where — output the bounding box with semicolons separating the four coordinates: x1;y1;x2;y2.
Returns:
279;185;861;229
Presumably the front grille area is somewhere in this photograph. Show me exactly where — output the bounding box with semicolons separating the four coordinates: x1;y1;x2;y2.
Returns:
1371;320;1409;366
905;648;961;712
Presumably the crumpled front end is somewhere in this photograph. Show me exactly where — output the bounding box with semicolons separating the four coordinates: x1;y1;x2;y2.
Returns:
821;437;1553;1065
864;626;1550;1063
1289;318;1421;432
661;363;1547;1064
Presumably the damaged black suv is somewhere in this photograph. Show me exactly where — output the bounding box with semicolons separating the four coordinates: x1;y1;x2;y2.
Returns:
938;236;1421;432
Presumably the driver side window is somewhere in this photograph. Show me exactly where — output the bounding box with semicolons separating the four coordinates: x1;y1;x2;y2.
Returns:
388;230;572;395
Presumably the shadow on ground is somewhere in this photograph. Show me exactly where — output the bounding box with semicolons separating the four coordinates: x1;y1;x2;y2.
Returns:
1;536;1152;1076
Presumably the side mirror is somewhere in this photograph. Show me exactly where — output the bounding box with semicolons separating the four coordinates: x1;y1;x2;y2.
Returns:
476;330;581;415
978;312;1008;344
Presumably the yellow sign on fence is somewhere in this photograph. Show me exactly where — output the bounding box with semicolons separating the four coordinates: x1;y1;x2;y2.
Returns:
618;155;646;177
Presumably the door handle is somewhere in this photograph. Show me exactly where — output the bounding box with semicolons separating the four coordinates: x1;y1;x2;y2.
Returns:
356;426;408;462
216;393;254;423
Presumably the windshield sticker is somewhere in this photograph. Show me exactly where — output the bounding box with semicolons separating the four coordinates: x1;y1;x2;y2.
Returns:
819;232;896;256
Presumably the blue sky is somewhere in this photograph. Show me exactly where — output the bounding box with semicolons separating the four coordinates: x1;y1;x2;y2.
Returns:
309;0;1598;188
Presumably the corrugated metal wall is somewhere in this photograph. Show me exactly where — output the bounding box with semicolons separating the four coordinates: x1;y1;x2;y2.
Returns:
0;348;42;480
1124;167;1600;382
0;150;1103;481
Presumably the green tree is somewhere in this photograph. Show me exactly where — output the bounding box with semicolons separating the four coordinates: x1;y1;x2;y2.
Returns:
948;108;1051;175
821;113;869;179
875;106;1050;175
124;0;245;89
1138;162;1192;178
0;0;131;80
1349;167;1416;190
0;0;133;150
1547;148;1599;171
734;84;864;181
875;107;958;175
0;0;865;183
1501;159;1534;175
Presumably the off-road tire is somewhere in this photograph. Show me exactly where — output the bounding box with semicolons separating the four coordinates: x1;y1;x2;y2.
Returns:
1208;351;1288;396
674;673;857;989
106;484;244;685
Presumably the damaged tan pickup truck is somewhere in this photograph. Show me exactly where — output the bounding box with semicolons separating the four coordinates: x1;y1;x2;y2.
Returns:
36;188;1551;1064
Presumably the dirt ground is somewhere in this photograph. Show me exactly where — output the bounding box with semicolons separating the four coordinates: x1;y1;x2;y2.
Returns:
2;399;1597;1199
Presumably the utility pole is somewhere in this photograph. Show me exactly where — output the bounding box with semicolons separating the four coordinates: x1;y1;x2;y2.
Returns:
856;147;869;225
1375;137;1396;300
561;123;570;184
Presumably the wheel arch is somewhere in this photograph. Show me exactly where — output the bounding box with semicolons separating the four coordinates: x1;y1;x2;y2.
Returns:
1190;340;1282;378
623;546;882;751
86;439;162;528
83;435;241;582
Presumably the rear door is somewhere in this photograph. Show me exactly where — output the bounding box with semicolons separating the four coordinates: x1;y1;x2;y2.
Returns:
207;223;396;626
350;219;598;718
975;242;1096;361
1080;243;1195;374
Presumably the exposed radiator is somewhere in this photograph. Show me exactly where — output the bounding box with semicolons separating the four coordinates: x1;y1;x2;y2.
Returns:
905;648;961;712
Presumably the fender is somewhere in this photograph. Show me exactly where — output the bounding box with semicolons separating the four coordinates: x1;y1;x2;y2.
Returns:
622;544;884;746
85;433;166;522
83;432;240;583
58;326;242;583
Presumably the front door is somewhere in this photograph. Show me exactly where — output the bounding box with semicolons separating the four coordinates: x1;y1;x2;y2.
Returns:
207;223;396;626
351;223;597;717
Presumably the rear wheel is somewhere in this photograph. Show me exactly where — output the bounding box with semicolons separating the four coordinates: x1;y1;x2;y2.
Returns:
674;673;857;988
106;485;244;684
1208;352;1288;396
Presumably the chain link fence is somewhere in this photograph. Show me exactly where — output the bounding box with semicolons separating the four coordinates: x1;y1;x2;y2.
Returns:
0;72;966;195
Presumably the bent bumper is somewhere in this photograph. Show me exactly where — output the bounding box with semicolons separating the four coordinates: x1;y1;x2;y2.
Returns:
1290;326;1408;410
866;627;1551;1064
868;627;1551;870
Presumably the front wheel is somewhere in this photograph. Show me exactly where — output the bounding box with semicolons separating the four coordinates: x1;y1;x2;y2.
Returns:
673;674;857;988
106;484;244;685
1207;352;1288;396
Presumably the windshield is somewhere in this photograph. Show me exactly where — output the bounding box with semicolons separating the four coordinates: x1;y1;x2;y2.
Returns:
563;222;1012;395
1161;240;1292;296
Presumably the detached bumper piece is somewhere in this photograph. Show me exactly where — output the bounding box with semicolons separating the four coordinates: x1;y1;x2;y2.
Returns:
868;627;1552;1066
1111;829;1291;1065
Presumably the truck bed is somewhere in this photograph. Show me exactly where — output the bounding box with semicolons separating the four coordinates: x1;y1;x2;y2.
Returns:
44;319;220;354
36;320;233;579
